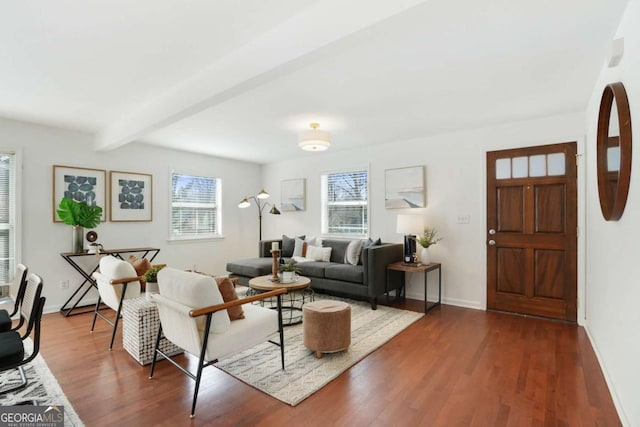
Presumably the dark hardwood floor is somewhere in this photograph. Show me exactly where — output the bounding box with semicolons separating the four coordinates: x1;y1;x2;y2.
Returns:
39;300;621;426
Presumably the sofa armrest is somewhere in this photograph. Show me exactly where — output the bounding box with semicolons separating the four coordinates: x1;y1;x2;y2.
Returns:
362;243;403;297
259;239;283;258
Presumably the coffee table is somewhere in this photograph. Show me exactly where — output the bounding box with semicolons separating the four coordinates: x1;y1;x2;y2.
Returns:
247;275;314;325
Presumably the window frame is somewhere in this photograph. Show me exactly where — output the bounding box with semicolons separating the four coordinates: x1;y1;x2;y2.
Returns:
320;166;370;238
0;149;21;299
168;170;222;241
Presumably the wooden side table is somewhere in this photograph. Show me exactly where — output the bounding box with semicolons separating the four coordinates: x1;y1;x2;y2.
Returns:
247;275;313;325
386;261;442;313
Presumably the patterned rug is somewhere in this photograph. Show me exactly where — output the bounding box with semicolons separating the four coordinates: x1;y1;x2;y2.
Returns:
0;338;84;426
215;294;423;406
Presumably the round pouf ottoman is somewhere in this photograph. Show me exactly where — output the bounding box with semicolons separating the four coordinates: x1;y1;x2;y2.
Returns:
303;300;351;359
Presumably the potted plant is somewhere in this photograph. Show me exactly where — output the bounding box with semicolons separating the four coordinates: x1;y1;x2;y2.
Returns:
56;197;103;253
415;228;443;265
142;265;165;300
279;260;301;283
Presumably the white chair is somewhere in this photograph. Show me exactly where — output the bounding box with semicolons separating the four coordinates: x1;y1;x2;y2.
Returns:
149;268;286;418
92;256;141;350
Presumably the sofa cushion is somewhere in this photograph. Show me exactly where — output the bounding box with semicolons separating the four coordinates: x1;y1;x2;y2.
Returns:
324;264;364;284
226;258;273;277
282;235;305;257
297;261;328;278
322;239;351;264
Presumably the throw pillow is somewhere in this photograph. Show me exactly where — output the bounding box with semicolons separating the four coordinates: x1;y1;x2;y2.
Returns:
128;255;152;276
214;277;245;321
282;234;305;257
306;245;332;262
345;239;365;265
293;238;306;257
359;237;382;265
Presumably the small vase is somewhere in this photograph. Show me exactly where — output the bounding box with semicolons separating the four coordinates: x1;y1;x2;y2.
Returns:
420;247;431;265
72;226;84;253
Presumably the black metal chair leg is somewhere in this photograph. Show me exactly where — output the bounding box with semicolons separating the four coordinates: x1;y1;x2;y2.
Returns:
277;294;285;370
0;366;27;395
90;296;102;332
109;283;128;351
190;313;213;418
149;323;163;379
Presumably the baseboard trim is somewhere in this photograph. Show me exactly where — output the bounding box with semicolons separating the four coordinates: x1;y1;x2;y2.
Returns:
584;323;629;426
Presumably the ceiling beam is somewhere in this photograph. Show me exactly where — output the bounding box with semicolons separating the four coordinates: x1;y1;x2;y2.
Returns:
94;0;429;151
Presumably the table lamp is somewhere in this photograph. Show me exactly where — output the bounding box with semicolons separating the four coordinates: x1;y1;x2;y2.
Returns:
396;214;424;265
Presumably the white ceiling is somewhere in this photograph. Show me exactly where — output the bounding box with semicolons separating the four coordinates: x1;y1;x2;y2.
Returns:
0;0;629;164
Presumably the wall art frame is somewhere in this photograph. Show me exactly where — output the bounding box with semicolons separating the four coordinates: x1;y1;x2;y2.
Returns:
52;165;106;222
281;178;306;212
384;165;426;209
109;170;153;222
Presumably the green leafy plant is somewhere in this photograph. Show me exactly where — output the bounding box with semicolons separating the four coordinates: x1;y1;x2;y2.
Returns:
415;227;443;248
142;265;165;283
280;260;301;273
57;197;102;228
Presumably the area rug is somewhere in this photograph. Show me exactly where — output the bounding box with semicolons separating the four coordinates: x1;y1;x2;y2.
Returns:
215;294;423;406
0;338;84;426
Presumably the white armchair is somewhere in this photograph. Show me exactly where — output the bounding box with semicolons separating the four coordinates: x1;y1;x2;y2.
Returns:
91;256;141;350
149;267;286;418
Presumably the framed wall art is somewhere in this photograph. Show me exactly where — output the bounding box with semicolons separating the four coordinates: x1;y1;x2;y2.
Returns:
281;178;306;211
52;165;106;222
110;171;153;222
385;166;425;209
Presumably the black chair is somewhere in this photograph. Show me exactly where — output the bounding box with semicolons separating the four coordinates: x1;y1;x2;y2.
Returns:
0;273;45;395
0;264;29;332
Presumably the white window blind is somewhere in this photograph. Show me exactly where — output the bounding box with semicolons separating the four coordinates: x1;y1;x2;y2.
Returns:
321;169;368;236
170;173;221;239
0;153;16;297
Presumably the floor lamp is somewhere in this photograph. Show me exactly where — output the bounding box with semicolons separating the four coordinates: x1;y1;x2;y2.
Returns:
238;189;281;241
396;214;424;265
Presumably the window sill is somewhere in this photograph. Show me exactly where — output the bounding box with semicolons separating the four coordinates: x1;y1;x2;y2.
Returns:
168;235;225;243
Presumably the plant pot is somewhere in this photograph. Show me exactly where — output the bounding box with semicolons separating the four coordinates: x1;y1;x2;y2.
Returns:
281;271;295;283
72;226;84;253
420;247;431;265
145;282;159;301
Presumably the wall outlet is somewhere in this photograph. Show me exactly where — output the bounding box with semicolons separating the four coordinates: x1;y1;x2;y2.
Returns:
60;280;69;289
457;214;471;224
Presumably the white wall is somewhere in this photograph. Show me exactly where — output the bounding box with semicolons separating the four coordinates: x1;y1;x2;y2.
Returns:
262;112;586;311
584;1;640;425
0;117;262;313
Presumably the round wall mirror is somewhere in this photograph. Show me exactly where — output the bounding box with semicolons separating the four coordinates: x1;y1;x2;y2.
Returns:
596;82;632;221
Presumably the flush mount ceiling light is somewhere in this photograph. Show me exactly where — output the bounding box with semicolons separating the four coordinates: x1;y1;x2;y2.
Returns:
298;123;331;151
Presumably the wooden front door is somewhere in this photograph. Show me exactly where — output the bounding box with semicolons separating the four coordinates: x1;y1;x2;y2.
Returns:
486;142;577;322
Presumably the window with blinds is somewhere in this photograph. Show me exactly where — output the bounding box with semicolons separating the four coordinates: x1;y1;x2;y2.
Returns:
321;169;369;236
170;173;221;239
0;153;16;297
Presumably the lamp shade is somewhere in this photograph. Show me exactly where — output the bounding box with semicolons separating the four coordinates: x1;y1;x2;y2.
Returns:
256;189;270;199
298;123;330;151
238;198;250;208
396;214;424;234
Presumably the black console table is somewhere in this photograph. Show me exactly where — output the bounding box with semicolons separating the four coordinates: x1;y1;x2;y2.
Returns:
59;247;160;317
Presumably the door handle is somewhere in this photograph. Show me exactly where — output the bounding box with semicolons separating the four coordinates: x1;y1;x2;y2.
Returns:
488;229;496;235
488;240;496;246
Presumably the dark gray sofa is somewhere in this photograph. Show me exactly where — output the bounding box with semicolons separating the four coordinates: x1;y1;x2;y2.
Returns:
226;238;403;309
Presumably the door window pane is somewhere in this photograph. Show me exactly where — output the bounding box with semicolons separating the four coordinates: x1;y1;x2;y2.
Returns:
547;153;566;176
496;158;511;179
512;157;528;178
529;155;546;177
